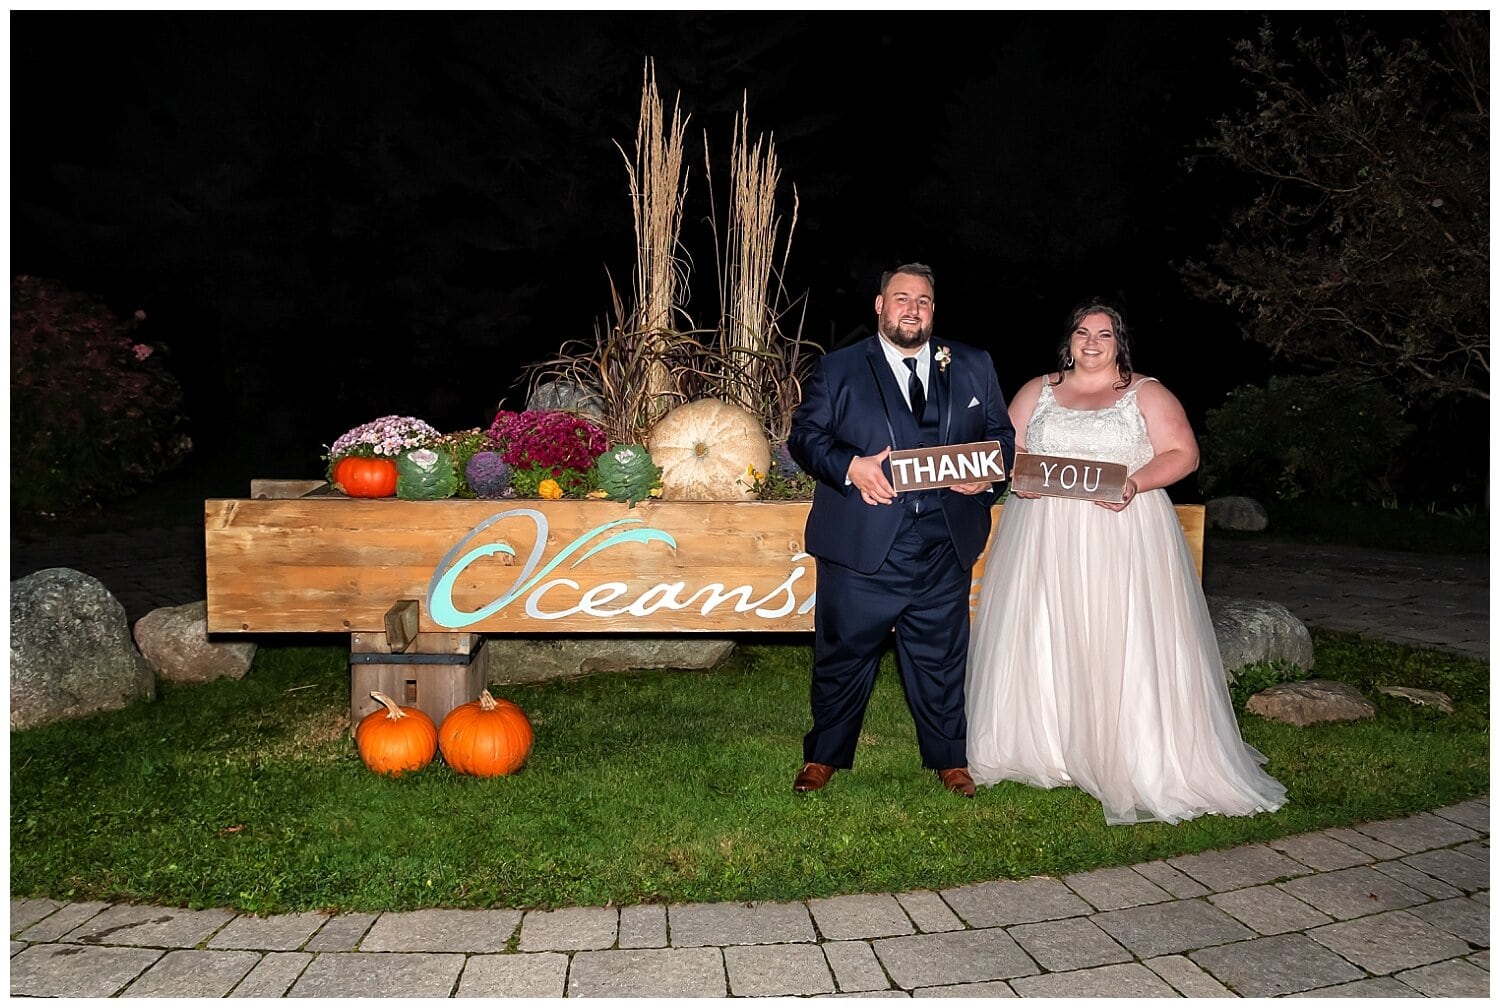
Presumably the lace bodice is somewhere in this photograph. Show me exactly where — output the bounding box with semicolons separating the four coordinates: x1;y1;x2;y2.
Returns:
1025;378;1158;475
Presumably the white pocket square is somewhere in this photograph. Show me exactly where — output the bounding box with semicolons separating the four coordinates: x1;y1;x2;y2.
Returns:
967;397;980;408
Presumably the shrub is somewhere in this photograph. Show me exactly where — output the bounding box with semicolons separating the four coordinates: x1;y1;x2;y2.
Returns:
1198;372;1413;504
11;276;191;514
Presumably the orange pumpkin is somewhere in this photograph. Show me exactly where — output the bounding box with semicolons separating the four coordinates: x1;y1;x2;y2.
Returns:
355;691;437;776
334;456;398;497
438;689;534;778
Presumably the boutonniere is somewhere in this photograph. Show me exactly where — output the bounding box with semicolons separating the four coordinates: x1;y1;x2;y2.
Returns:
934;345;952;373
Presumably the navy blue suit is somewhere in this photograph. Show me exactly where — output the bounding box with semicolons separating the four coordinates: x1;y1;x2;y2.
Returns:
789;336;1015;771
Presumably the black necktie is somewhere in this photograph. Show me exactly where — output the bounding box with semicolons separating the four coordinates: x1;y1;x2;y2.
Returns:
904;358;925;419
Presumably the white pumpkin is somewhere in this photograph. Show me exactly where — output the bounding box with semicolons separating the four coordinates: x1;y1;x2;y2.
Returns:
647;398;771;501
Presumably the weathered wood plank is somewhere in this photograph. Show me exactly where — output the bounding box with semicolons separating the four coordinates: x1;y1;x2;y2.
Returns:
205;498;1206;634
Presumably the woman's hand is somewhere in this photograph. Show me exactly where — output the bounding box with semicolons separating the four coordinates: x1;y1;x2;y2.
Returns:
1096;477;1138;512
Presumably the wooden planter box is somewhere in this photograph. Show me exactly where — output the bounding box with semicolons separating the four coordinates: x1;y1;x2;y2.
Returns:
205;488;1205;636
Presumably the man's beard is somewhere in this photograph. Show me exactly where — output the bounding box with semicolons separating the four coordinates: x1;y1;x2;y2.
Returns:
879;317;932;350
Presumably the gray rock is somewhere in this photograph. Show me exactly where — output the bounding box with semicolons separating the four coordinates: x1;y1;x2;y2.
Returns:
526;380;606;421
1245;679;1376;726
1208;596;1315;679
1206;496;1269;532
133;601;257;684
10;568;155;730
1376;685;1455;714
487;638;736;683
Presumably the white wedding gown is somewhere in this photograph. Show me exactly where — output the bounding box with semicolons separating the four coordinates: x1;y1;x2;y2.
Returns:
966;379;1286;825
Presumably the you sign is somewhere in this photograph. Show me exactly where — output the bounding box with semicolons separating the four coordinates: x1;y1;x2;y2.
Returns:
1010;452;1128;502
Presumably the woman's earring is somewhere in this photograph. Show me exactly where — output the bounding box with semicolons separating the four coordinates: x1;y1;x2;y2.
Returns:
1064;354;1074;368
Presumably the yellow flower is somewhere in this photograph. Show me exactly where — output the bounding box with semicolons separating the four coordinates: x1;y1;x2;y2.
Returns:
538;478;563;500
586;488;609;499
648;486;663;498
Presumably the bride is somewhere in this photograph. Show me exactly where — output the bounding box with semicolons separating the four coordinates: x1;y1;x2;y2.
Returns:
965;300;1286;825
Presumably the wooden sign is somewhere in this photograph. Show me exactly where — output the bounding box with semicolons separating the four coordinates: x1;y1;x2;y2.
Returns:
204;494;1205;635
1010;452;1129;502
888;440;1007;492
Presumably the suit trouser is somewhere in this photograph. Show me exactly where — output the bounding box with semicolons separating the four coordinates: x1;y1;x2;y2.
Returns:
805;504;970;770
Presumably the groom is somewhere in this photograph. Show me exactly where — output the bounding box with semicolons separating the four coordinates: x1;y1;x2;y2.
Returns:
788;263;1015;797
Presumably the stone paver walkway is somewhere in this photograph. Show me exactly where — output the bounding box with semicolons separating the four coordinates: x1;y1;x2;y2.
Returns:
10;798;1488;997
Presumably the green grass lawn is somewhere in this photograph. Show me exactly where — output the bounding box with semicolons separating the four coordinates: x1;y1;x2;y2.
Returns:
10;631;1487;915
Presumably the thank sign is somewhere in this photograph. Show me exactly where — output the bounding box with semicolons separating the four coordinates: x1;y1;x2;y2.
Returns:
1010;452;1128;502
888;441;1007;492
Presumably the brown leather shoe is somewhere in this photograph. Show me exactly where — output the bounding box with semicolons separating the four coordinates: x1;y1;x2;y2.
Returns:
794;762;836;793
938;767;976;798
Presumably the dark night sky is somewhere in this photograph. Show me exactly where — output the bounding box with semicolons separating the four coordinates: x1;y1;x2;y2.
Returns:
12;10;1424;480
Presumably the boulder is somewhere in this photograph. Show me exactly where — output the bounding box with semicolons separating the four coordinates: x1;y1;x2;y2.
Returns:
134;600;257;684
526;379;606;421
10;568;155;730
1246;678;1376;726
486;637;736;684
1206;496;1269;532
1377;685;1455;714
1208;596;1315;679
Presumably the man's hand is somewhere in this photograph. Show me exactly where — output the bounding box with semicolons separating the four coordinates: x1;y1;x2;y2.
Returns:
849;447;897;505
947;481;991;496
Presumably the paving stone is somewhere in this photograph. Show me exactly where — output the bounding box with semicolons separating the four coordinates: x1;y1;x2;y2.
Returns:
15;900;110;943
824;939;891;993
1062;865;1172;911
1432;798;1489;832
1008;962;1178;998
809;893;914;940
1267;831;1375;871
1310;909;1475;974
725;943;835;996
1468;949;1490;969
1324;826;1405;860
895;889;963;932
63;903;234;948
10;897;64;934
619;903;667;948
517;905;617;951
1355;811;1481;853
667;899;814;947
910;979;1016;996
9;943;163;996
1143;953;1234;996
119;948;260;997
824;989;912;998
1277;864;1428;920
1303;975;1423;997
1006;916;1131;972
454;951;568;997
939;877;1091;928
1373;859;1463;899
1131;859;1210;898
229;951;312;997
1190;933;1364;996
1165;842;1310;892
872;927;1038;989
1092;898;1254;958
567;947;726;997
286;951;465;997
1408;895;1489;948
304;912;377;951
1208;884;1334;934
1395;957;1491;997
12;940;25;955
208;911;328;950
360;908;521;953
1401;847;1490;893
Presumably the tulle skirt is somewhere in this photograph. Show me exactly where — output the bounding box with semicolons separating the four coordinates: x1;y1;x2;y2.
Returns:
965;491;1286;825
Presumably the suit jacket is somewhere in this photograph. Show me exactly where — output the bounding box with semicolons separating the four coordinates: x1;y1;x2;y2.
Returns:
789;336;1016;574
